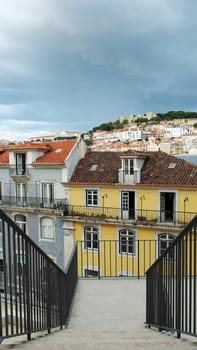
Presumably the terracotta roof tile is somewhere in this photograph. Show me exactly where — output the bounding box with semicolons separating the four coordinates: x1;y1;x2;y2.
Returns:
0;149;9;164
0;140;78;165
69;151;197;188
33;140;77;164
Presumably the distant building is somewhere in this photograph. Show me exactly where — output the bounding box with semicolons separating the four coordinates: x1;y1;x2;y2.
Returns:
0;138;86;269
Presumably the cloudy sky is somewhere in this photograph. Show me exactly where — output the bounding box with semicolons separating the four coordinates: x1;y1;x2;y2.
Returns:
0;0;197;140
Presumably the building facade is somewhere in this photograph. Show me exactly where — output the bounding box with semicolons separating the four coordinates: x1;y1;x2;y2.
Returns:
0;138;86;269
63;150;197;277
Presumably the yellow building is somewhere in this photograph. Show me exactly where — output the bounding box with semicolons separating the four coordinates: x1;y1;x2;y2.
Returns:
63;151;197;278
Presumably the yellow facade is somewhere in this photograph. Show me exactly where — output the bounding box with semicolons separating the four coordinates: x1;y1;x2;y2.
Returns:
66;183;197;277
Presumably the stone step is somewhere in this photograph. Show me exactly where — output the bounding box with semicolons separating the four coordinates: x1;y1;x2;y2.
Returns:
2;327;196;349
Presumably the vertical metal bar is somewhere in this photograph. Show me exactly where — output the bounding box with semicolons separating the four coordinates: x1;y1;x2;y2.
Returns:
25;239;31;341
137;240;140;278
176;240;181;338
144;240;145;277
110;240;112;277
181;236;184;332
194;226;197;334
7;223;14;335
13;229;18;335
185;232;188;333
115;240;117;277
47;260;51;334
98;240;100;279
189;228;192;333
193;224;197;334
80;242;83;277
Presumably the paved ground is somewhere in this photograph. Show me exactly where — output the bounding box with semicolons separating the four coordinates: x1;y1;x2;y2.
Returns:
1;279;197;349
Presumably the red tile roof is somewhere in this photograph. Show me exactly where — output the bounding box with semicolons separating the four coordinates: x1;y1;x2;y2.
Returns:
33;140;78;165
0;148;9;164
0;140;78;165
68;151;197;188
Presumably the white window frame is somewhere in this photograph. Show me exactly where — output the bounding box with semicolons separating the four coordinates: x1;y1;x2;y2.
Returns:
16;182;26;206
158;233;176;259
123;158;134;175
40;217;54;241
42;183;54;208
119;229;136;255
14;214;27;234
85;189;99;207
83;266;100;278
84;226;99;250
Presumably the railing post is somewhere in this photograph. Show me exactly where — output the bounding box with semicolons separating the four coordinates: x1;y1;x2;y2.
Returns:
47;260;51;334
25;240;31;341
176;240;181;338
98;240;101;279
137;240;140;278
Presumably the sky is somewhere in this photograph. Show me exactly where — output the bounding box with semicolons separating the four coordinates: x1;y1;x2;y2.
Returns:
0;0;197;140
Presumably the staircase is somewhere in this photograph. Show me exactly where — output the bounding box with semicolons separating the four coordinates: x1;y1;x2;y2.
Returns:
2;279;197;349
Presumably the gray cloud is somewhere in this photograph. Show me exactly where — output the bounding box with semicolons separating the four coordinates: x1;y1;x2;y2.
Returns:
0;0;196;138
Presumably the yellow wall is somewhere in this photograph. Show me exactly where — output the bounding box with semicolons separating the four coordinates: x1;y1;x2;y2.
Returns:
68;184;197;277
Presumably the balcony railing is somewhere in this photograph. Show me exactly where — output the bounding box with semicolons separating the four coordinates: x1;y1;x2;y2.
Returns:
65;205;196;226
0;209;78;342
0;196;67;211
9;166;30;177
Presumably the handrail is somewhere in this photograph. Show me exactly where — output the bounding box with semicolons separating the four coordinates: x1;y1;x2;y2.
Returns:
0;209;78;342
146;213;197;338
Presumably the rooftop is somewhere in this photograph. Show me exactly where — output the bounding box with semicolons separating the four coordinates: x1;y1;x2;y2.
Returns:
68;150;197;188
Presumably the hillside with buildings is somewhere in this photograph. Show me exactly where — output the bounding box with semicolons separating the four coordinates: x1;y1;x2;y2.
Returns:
83;111;197;155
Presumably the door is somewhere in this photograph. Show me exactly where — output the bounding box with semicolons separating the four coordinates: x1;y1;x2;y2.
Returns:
42;183;53;208
16;183;26;206
160;192;175;222
121;191;135;220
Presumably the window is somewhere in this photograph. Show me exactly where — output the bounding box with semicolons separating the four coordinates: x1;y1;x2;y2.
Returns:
158;233;176;258
85;269;99;278
15;214;26;234
119;230;136;254
40;217;54;240
42;183;54;208
16;153;26;175
124;159;134;175
86;189;98;207
16;183;26;206
84;226;99;249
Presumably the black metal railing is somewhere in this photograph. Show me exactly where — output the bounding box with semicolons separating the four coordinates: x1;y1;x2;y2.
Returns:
0;209;77;342
65;205;196;226
77;239;163;278
146;214;197;338
0;196;67;211
9;166;30;177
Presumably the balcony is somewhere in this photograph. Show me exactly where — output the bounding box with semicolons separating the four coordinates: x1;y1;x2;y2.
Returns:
0;196;67;212
118;169;140;184
9;165;30;177
64;204;196;227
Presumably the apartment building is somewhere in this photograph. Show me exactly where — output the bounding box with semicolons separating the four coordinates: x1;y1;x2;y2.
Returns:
63;150;197;277
0;138;86;269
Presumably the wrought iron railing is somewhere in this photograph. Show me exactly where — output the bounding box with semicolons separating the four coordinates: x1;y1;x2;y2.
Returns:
0;209;77;343
9;165;30;177
65;205;196;226
77;239;164;278
0;196;67;211
146;214;197;338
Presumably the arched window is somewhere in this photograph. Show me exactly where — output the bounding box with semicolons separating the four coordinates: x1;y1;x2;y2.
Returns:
158;233;176;258
40;217;54;240
84;226;99;249
119;230;136;254
15;214;26;234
